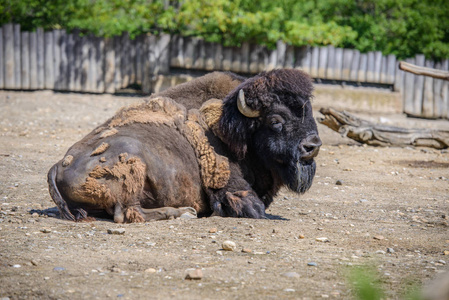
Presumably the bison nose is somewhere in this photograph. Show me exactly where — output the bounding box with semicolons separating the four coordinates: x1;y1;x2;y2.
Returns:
299;134;322;160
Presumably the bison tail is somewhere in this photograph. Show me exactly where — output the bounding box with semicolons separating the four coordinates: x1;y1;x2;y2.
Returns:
47;164;76;221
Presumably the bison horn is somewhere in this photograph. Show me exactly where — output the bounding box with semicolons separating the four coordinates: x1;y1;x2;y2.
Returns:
237;89;260;118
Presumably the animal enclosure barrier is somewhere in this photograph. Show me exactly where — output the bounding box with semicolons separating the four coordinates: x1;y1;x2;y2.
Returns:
0;23;448;119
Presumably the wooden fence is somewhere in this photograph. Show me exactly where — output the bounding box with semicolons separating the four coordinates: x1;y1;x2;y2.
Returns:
0;23;448;119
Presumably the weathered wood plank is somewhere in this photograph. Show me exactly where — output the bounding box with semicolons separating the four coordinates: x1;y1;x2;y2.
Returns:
121;32;131;88
309;47;319;78
183;37;195;69
13;24;21;89
66;33;76;91
95;36;105;93
403;57;416;115
129;37;136;84
214;43;223;71
317;46;328;78
267;48;277;71
104;38;115;93
326;45;336;80
276;40;286;68
155;34;171;74
284;45;295;69
349;49;360;82
241;42;250;73
231;46;241;72
58;31;68;90
53;29;61;90
36;28;45;89
357;53;367;82
113;35;122;91
385;54;396;84
441;60;449;119
373;51;382;83
294;46;311;74
222;46;232;71
79;35;89;92
193;38;205;70
0;27;3;89
29;30;38;89
334;48;343;80
21;31;30;89
433;61;443;118
258;47;270;72
342;49;353;81
204;41;215;71
399;61;449;81
422;60;434;118
134;35;143;85
3;24;14;89
44;31;54;89
394;60;403;92
413;55;426;116
366;52;375;82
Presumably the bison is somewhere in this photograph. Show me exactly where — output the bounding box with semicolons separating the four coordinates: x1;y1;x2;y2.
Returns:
47;69;321;222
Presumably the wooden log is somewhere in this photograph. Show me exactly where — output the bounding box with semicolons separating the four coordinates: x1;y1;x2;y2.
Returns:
334;48;343;80
113;35;122;91
21;31;30;89
317;46;328;79
276;40;286;68
241;42;250;73
403;57;416;115
422;60;434;118
204;41;215;71
342;49;353;81
0;27;3;89
36;28;45;89
433;61;443;118
13;24;21;89
222;46;232;71
349;49;360;82
53;29;61;90
193;38;205;70
3;24;14;89
214;43;223;71
29;30;38;89
318;107;449;149
373;51;382;83
58;31;68;90
284;45;295;69
44;31;54;89
399;61;449;81
231;46;241;72
326;45;335;80
413;54;426;116
294;46;311;74
309;47;319;78
357;53;367;82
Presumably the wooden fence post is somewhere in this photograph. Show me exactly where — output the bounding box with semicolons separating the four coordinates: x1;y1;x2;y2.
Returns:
422;59;434;118
21;31;30;89
104;37;115;93
403;57;416;115
53;29;61;90
373;51;382;83
342;49;353;81
44;31;54;89
317;46;328;78
214;43;223;71
284;45;295;69
413;54;426;116
0;27;3;89
309;47;319;78
334;48;343;80
204;41;215;71
29;30;38;89
113;35;122;91
358;54;367;82
14;24;21;89
442;60;449;119
3;24;14;89
326;45;335;80
276;40;286;69
193;38;205;70
349;50;360;82
59;30;68;90
241;42;250;73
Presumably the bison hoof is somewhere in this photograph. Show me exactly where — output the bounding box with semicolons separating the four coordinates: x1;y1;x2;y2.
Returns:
178;207;197;219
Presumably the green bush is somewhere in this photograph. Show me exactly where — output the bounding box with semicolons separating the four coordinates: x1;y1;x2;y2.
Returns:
1;0;448;60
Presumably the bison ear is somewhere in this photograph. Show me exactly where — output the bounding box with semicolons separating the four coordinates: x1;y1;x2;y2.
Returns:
218;90;260;160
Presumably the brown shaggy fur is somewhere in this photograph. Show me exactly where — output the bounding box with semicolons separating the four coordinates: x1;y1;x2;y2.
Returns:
91;142;110;156
62;155;73;167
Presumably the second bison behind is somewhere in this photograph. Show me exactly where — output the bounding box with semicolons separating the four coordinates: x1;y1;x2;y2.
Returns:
48;69;322;222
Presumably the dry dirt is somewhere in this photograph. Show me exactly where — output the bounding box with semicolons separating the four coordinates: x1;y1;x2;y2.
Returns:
0;88;448;300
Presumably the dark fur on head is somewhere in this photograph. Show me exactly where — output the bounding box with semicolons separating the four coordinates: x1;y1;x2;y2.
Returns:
219;68;319;195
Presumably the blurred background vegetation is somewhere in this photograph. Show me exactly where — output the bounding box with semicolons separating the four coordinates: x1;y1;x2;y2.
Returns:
1;0;448;60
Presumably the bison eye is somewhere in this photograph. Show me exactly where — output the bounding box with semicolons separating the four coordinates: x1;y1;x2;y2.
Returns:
271;122;283;132
269;115;285;133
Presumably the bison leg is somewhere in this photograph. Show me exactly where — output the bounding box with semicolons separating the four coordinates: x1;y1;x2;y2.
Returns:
140;207;197;221
209;189;266;218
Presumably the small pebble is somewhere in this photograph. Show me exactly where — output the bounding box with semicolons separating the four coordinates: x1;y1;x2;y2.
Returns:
307;262;318;267
335;180;343;186
438;260;446;265
111;267;122;273
107;228;125;235
387;248;395;253
284;289;296;292
373;235;385;240
12;264;21;268
375;250;386;255
444;250;449;255
209;228;217;233
185;269;203;280
40;228;51;233
298;234;305;239
222;240;237;251
144;268;156;273
242;248;252;253
282;272;300;278
53;267;65;272
316;237;329;242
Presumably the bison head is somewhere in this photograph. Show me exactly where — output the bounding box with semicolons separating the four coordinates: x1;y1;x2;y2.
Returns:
219;69;321;194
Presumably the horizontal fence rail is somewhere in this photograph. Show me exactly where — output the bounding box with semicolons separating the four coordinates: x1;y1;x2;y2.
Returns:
0;23;448;119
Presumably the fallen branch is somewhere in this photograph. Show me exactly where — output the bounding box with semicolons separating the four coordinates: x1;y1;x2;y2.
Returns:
399;61;449;81
318;107;449;149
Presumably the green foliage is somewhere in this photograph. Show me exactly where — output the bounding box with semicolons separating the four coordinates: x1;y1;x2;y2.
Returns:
348;266;385;300
0;0;448;60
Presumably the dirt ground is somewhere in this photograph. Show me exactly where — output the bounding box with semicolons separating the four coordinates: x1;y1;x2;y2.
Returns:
0;87;448;300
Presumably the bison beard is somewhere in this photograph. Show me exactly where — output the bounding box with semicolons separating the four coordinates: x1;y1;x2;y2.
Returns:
47;69;321;222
